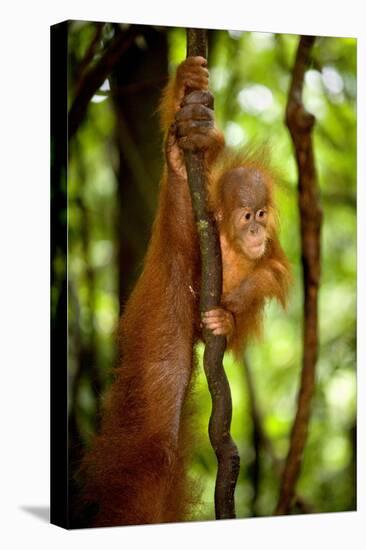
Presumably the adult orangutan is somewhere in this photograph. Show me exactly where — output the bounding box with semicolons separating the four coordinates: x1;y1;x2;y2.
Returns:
82;56;290;527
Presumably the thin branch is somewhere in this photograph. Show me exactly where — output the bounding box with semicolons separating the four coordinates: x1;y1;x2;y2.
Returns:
68;27;136;139
275;35;322;515
184;28;240;520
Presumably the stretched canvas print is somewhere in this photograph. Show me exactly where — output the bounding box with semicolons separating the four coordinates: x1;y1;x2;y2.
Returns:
51;20;357;529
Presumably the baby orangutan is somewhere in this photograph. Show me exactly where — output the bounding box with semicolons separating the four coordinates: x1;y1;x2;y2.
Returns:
202;162;290;354
82;56;290;527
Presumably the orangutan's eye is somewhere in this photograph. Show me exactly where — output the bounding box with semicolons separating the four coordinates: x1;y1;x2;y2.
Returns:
256;209;267;220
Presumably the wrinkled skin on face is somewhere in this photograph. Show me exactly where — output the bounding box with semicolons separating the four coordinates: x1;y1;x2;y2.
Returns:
218;167;270;260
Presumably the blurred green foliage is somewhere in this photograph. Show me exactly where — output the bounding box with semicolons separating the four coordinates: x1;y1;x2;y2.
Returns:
67;22;356;520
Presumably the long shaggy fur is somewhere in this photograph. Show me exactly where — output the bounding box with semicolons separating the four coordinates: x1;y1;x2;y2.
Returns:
81;162;203;526
80;63;290;528
209;145;291;357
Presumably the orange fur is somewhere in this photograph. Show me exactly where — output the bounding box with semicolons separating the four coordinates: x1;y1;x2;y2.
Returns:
81;165;201;526
209;147;290;356
81;59;290;527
